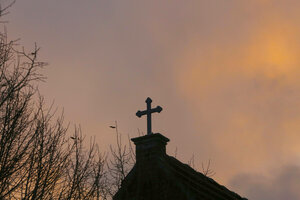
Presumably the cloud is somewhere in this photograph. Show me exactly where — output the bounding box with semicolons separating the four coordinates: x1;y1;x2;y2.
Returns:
230;165;300;200
8;0;300;185
167;0;300;181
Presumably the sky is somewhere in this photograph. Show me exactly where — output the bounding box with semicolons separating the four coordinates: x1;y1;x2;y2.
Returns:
5;0;300;199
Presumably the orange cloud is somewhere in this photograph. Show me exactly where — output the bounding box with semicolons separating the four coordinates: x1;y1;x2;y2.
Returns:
172;5;300;182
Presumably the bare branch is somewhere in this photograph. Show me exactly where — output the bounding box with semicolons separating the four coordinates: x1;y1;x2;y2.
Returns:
201;159;216;177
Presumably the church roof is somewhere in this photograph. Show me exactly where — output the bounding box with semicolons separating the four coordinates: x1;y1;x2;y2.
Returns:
114;99;247;199
114;134;247;200
164;155;247;199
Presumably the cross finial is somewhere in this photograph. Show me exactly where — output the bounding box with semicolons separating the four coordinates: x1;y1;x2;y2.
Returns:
136;97;162;135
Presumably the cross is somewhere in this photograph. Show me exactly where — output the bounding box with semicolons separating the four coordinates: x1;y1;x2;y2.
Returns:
136;97;162;135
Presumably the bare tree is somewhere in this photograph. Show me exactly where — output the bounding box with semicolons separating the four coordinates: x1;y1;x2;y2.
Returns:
0;30;46;200
106;121;135;198
0;34;107;200
0;2;108;199
62;126;106;200
14;99;71;200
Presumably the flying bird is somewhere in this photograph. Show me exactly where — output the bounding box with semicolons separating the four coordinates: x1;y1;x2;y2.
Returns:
109;126;116;129
70;136;76;140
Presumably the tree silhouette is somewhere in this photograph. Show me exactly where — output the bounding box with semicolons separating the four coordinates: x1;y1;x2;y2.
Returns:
0;1;106;199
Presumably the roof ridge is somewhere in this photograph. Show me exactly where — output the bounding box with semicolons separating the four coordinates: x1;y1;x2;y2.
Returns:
166;155;247;200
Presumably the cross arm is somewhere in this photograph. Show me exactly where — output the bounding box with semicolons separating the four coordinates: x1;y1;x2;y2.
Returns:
151;106;162;113
136;110;147;118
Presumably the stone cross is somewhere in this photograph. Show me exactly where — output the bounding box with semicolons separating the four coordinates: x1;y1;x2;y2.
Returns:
136;97;162;135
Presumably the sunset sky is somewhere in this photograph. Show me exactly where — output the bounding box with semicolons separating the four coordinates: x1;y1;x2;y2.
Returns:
6;0;300;199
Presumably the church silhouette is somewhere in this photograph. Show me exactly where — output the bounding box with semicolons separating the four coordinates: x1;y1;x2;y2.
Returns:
113;98;247;200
